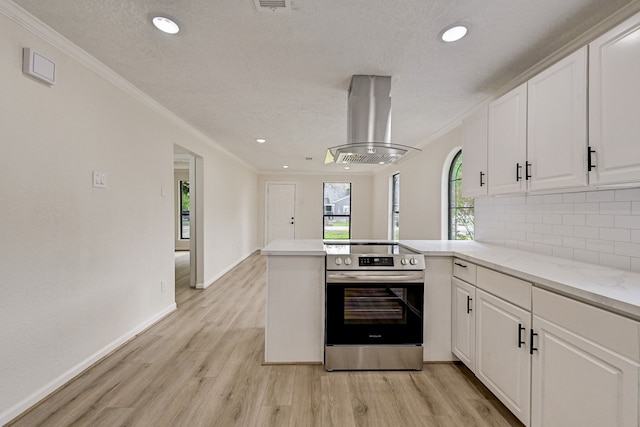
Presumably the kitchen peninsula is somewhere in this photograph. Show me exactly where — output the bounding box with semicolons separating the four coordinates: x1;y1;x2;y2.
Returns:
262;238;640;426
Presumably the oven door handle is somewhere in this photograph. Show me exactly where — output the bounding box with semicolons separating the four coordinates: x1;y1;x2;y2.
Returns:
326;272;424;283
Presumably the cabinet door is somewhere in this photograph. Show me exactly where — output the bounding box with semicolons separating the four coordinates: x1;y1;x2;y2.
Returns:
589;13;640;185
488;83;528;195
531;315;639;427
461;106;488;197
527;47;588;191
451;277;476;371
476;289;531;425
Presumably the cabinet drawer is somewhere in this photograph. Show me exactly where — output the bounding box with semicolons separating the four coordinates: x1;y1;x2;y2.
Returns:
453;258;476;284
477;267;531;310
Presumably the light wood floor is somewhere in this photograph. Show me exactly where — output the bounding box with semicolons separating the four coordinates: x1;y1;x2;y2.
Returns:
9;251;523;427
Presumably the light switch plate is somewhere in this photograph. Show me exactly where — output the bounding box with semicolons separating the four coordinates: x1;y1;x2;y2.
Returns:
93;171;107;188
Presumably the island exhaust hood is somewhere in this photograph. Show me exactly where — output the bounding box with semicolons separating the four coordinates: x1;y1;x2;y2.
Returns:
325;75;420;165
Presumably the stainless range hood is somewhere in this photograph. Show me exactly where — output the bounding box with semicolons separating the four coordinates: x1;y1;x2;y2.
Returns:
325;75;421;165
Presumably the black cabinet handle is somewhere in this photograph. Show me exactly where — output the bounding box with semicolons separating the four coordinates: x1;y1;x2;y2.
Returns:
518;324;525;348
588;146;596;171
480;171;485;187
454;262;467;268
466;296;473;314
525;161;531;180
516;163;522;182
530;329;538;354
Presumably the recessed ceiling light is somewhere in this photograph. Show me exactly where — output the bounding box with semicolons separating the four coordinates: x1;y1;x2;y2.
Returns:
282;165;289;169
344;166;350;170
152;16;180;34
440;24;468;43
256;138;267;144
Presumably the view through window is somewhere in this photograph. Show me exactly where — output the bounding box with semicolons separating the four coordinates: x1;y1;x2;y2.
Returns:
180;180;190;239
323;182;351;239
391;173;400;240
448;151;474;240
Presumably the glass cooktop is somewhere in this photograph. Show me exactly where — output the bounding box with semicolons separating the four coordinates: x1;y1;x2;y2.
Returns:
324;242;418;255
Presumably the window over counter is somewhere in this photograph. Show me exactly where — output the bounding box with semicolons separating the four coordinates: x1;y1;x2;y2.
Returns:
391;173;400;240
449;150;474;240
323;182;351;239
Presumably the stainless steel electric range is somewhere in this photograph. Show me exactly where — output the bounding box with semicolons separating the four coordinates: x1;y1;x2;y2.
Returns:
324;242;425;371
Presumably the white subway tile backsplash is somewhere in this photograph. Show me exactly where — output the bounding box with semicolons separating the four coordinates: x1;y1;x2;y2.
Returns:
552;224;574;237
534;243;554;256
552;203;574;213
543;194;563;203
543;214;562;225
586;214;614;228
543;234;563;246
615;242;640;258
599;227;631;242
600;253;631;270
563;192;586;203
586;239;615;254
615;215;640;229
553;246;574;259
586;190;615;202
526;213;543;223
535;223;554;234
573;203;599;214
615;188;640;201
563;236;586;249
573;249;600;264
527;232;544;243
475;188;640;272
600;202;632;215
562;214;586;226
573;226;599;239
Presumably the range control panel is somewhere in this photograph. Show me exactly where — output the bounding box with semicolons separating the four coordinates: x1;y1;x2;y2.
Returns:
359;256;394;267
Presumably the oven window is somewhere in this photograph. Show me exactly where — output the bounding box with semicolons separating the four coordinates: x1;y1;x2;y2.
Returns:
343;287;408;324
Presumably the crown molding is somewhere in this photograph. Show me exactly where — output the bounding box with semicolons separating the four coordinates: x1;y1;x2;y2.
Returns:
0;0;256;173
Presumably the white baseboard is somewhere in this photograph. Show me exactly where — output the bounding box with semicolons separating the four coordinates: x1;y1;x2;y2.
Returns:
0;303;177;425
196;249;258;290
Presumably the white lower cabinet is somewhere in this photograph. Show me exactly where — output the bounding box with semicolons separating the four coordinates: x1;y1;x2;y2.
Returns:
531;288;640;427
476;289;532;425
451;277;476;371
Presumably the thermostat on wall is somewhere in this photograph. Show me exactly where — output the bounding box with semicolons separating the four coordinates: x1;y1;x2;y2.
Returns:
23;48;56;86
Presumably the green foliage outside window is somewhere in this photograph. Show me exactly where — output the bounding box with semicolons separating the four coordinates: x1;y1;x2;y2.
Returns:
449;151;474;240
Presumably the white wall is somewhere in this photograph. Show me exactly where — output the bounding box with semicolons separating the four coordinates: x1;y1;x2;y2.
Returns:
258;173;373;244
371;127;462;240
0;7;258;423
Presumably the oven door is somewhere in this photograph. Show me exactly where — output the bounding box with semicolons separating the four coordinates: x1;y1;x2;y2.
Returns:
326;271;424;346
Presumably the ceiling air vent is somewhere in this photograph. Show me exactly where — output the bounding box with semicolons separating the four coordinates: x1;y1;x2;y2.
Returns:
253;0;291;13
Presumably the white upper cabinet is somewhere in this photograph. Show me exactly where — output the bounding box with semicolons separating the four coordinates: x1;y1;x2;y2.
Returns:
488;83;528;195
589;13;640;186
461;106;488;197
527;47;588;191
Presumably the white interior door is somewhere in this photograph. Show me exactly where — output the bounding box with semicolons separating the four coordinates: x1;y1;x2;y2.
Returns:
266;183;296;244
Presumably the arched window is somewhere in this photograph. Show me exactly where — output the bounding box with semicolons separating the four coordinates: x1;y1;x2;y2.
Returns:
448;150;474;240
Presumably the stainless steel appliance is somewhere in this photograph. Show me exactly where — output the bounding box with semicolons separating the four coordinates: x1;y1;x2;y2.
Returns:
324;242;425;371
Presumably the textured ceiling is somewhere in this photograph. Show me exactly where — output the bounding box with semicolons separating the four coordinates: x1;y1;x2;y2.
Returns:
11;0;636;173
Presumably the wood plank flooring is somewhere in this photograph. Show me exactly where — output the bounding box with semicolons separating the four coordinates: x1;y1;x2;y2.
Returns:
8;251;523;427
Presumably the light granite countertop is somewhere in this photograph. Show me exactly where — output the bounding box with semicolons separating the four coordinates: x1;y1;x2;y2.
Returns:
261;239;640;321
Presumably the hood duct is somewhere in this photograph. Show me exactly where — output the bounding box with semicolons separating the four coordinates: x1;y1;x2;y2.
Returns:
325;75;421;165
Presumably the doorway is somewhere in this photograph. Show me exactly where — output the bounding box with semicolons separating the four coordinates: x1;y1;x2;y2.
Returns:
265;182;296;245
174;147;204;289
